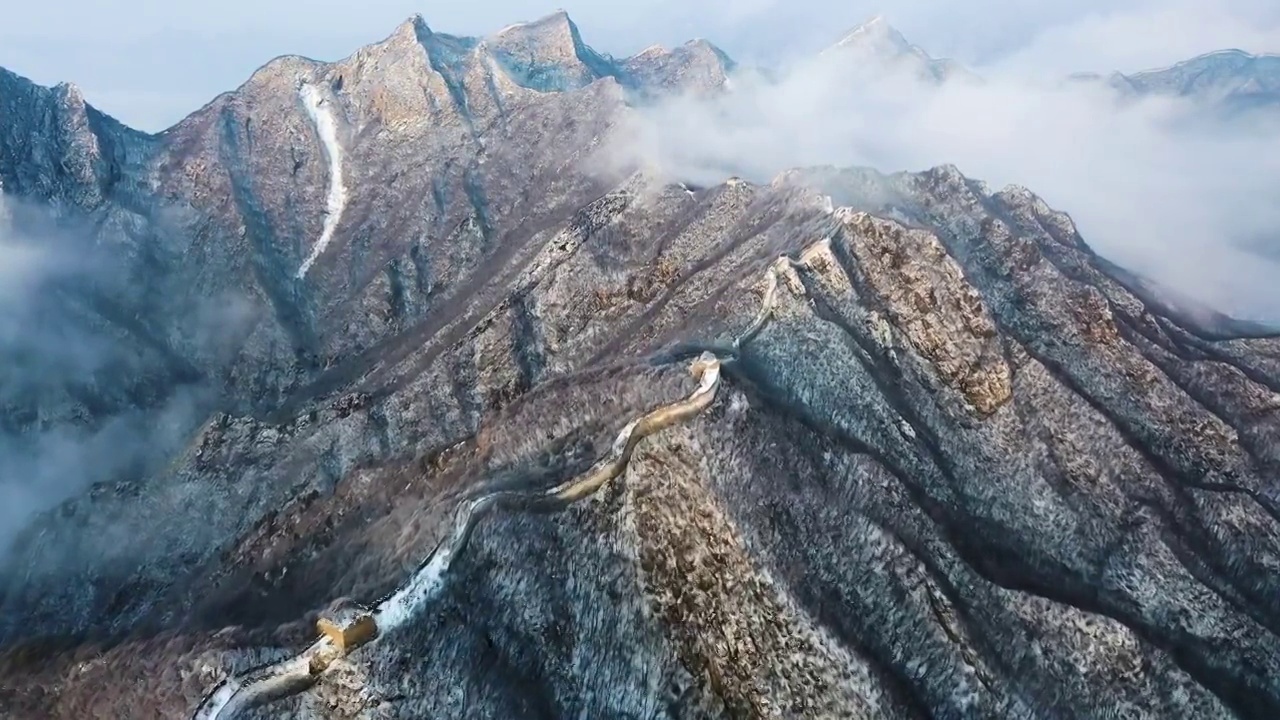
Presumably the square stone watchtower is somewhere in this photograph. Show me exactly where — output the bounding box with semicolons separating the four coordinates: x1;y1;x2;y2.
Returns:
316;597;378;652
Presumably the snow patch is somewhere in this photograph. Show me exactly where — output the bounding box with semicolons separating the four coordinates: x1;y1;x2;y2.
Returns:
191;678;239;720
612;419;641;454
296;83;347;279
373;495;489;630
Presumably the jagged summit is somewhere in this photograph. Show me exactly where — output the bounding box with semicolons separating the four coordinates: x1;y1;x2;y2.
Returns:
480;9;621;92
82;7;737;142
52;80;84;102
825;15;973;84
2;69;94;122
356;12;474;65
620;37;735;95
684;37;737;69
493;8;576;39
832;14;913;54
388;13;429;38
0;65;149;206
487;8;596;64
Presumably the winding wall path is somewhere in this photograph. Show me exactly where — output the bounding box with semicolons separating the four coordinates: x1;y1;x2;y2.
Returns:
191;247;809;719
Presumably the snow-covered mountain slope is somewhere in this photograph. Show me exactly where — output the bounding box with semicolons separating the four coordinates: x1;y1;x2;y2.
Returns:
1;11;1279;720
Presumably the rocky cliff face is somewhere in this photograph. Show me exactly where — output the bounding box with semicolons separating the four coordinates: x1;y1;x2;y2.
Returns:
1;11;1279;720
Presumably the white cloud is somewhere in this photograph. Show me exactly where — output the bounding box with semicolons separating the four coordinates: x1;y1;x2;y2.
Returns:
989;0;1280;76
0;204;215;554
0;240;47;306
608;49;1280;321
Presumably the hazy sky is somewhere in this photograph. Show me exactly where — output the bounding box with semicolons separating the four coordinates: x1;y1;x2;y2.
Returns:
3;0;1279;131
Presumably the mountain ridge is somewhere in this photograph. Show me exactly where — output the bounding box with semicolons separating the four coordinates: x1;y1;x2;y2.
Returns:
1112;47;1280;112
6;11;1275;139
1;10;737;141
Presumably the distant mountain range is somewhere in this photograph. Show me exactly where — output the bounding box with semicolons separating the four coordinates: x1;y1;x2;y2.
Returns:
1072;48;1280;114
830;16;1279;113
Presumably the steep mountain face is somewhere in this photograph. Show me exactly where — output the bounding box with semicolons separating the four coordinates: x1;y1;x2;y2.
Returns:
0;69;223;546
2;11;1280;720
623;40;737;97
0;69;152;209
0;10;736;542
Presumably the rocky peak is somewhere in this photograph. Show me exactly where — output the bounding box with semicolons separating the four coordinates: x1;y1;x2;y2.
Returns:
491;10;580;57
343;15;450;77
362;13;436;62
277;12;483;130
620;38;735;96
825;15;973;84
0;68;141;208
482;10;618;92
52;81;86;111
833;14;913;56
392;13;432;42
50;82;95;138
678;38;736;72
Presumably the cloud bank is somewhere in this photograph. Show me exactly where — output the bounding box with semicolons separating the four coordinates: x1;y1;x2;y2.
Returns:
609;41;1280;322
0;200;213;555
